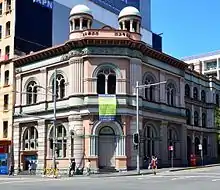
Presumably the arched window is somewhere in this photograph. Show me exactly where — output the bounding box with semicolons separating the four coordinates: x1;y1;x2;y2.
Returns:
202;113;206;127
201;90;206;103
186;109;191;125
144;126;156;157
27;81;37;105
168;128;178;158
96;67;116;94
49;125;67;158
194;111;199;126
52;74;65;99
23;127;38;150
144;75;155;101
216;94;219;106
185;84;190;97
193;87;198;100
5;21;10;36
167;83;175;106
195;137;200;155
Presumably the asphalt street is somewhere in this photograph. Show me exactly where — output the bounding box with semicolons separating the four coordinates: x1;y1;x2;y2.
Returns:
0;166;220;190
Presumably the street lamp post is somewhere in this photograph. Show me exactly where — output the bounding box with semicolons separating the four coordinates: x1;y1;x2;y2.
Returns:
136;80;166;174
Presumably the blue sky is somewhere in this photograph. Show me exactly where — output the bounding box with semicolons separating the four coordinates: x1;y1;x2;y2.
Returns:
151;0;220;59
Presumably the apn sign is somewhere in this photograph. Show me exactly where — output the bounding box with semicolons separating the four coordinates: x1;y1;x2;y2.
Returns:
33;0;53;9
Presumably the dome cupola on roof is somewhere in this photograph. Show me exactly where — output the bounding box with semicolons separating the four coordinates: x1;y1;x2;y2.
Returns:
118;6;142;35
118;6;141;19
69;4;93;38
70;4;92;16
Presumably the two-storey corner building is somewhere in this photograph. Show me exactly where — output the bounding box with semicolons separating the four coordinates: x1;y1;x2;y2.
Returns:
0;58;14;174
184;69;219;164
11;4;218;175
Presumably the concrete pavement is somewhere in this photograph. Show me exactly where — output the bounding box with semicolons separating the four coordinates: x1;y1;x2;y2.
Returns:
0;166;220;190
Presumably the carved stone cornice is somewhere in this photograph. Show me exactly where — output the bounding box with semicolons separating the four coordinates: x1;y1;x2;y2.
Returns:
68;115;82;122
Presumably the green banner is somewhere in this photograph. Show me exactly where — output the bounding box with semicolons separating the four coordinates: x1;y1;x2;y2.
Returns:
98;94;116;121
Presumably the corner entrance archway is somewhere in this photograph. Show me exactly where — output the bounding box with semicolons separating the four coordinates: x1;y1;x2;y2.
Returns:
98;126;116;169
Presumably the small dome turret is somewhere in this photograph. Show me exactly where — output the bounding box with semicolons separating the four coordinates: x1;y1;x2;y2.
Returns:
69;4;93;36
118;6;141;33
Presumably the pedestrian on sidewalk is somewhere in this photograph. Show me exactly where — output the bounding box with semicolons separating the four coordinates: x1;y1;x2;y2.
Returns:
85;159;91;176
69;159;76;177
149;156;158;175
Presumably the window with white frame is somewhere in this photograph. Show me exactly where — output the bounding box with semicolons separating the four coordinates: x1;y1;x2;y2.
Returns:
96;67;116;94
49;125;67;158
26;81;37;105
166;83;175;106
144;75;155;101
23;127;38;150
52;74;65;99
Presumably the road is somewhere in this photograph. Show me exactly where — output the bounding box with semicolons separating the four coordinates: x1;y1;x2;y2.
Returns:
0;166;220;190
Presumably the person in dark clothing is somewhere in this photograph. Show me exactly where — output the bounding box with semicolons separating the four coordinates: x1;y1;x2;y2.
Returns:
69;159;76;177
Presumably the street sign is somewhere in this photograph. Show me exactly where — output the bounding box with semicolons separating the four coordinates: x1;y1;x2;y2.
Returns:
198;144;202;150
168;146;173;151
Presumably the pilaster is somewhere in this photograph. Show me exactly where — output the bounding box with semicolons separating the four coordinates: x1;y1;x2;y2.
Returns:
160;121;168;166
181;124;188;166
13;122;21;173
179;77;185;107
69;58;84;94
15;74;21;107
159;71;166;103
36;120;46;174
68;115;84;169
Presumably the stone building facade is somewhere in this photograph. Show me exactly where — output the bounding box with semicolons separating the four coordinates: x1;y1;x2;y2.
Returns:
12;5;219;174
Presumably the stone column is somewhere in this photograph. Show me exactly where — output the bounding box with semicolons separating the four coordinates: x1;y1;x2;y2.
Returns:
136;22;140;33
122;21;126;30
72;20;75;31
130;20;133;32
13;122;21;173
68;115;84;169
79;18;83;30
130;58;142;95
199;107;202;127
160;121;168;166
87;20;91;29
181;124;188;166
36;120;46;174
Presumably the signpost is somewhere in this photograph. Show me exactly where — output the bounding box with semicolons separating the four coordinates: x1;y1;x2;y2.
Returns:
199;144;203;166
169;145;174;168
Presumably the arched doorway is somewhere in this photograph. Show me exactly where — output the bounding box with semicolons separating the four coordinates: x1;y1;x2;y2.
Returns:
98;126;117;169
187;136;192;165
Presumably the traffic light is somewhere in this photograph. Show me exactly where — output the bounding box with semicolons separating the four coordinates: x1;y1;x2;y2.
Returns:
133;133;139;145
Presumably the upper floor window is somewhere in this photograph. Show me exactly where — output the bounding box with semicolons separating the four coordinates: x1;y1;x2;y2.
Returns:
27;81;37;105
0;3;2;16
52;74;65;99
201;90;206;103
193;87;198;100
0;25;2;40
5;45;10;58
5;21;10;36
4;94;9;110
186;109;191;125
194;111;199;126
6;0;11;12
167;83;175;106
216;94;219;106
202;113;206;127
4;70;9;86
144;74;155;101
97;67;116;94
185;84;190;97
